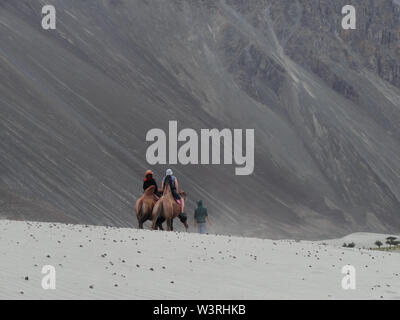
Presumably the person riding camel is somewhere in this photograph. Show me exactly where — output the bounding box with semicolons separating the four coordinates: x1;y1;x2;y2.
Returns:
143;170;160;199
162;169;187;226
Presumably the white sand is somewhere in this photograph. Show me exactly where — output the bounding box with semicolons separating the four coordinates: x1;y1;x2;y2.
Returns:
0;220;399;300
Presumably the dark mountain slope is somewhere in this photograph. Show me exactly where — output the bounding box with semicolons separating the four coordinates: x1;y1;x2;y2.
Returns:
0;0;399;239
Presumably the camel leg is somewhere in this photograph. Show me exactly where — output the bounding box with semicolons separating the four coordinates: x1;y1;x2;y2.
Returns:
151;215;158;230
137;211;143;229
178;211;188;231
166;219;172;231
157;217;165;230
152;202;162;230
139;211;148;229
140;214;151;229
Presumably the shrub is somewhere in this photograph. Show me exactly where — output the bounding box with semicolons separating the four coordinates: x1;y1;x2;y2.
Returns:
386;237;397;247
374;240;383;248
347;242;355;248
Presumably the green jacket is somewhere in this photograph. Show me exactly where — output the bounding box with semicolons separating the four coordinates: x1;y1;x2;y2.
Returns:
194;200;208;223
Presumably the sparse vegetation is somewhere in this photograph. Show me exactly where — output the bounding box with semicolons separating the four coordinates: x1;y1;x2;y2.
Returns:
386;236;398;247
342;242;355;248
375;240;383;248
371;237;400;252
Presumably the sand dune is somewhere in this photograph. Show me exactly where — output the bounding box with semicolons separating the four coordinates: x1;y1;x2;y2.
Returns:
1;220;399;300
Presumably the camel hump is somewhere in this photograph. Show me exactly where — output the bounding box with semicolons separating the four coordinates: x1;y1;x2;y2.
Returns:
163;181;172;195
144;185;155;196
163;183;184;207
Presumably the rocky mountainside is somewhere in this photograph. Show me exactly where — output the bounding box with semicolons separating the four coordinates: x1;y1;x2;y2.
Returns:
0;0;399;239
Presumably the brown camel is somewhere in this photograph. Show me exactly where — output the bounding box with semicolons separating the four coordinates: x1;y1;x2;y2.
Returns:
151;183;187;231
135;185;160;229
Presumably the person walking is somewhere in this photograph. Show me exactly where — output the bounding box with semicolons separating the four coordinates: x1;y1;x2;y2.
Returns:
194;200;210;234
